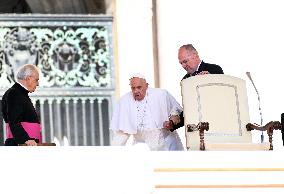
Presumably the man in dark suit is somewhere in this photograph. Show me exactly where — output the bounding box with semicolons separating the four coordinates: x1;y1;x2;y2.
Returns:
164;44;224;131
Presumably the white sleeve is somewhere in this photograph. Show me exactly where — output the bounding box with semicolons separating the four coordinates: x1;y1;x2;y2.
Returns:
165;91;183;116
111;131;130;146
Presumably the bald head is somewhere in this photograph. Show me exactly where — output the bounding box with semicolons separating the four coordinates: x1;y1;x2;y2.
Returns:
179;44;197;53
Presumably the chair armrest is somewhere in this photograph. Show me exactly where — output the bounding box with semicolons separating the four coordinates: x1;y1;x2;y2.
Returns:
187;122;209;150
246;121;281;150
246;121;281;131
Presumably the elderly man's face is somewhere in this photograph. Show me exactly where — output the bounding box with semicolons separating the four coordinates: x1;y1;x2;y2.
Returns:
130;77;148;101
178;47;199;74
26;71;39;93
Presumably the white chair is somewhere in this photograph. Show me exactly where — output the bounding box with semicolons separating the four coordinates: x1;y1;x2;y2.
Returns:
181;74;281;151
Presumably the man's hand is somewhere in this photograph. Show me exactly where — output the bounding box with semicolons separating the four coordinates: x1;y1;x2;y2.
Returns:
163;115;181;130
25;140;37;146
169;115;180;124
163;121;173;130
197;71;209;75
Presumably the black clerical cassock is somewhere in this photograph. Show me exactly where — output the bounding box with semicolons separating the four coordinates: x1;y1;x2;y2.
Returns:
2;83;42;146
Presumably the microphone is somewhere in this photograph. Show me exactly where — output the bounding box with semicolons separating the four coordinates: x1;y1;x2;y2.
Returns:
246;72;264;143
281;113;284;146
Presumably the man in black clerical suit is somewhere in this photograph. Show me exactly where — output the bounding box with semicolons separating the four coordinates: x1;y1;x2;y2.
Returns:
2;64;41;146
164;44;224;131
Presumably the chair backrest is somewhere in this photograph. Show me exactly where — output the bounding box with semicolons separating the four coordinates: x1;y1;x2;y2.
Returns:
181;74;253;150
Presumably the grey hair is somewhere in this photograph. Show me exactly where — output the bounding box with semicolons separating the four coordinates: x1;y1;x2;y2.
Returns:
16;64;38;80
179;44;197;53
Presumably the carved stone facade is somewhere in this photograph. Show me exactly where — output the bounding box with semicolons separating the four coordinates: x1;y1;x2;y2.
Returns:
0;15;115;146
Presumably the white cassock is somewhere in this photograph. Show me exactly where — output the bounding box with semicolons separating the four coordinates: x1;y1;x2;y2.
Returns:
110;88;184;151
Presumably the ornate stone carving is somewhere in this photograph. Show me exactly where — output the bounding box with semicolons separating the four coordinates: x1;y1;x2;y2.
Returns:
0;15;114;89
0;15;114;146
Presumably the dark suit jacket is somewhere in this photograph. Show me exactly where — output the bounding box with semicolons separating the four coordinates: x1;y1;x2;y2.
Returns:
171;61;224;131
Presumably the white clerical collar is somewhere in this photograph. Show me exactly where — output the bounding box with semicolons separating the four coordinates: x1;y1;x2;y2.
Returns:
17;81;29;92
196;60;202;72
191;60;202;76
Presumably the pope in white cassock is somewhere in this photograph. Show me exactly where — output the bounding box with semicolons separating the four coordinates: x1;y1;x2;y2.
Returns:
110;73;184;150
